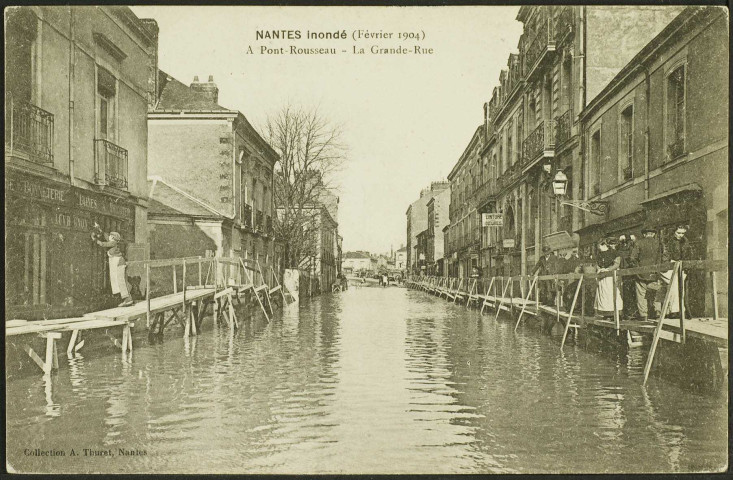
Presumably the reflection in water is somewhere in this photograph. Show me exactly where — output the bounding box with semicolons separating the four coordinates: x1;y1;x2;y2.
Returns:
5;288;727;474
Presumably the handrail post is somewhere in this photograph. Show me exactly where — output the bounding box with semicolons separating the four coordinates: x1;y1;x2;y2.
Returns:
679;261;686;344
612;270;619;335
198;256;202;287
145;263;151;328
183;260;187;304
173;265;177;294
711;270;719;321
643;262;680;385
555;275;560;324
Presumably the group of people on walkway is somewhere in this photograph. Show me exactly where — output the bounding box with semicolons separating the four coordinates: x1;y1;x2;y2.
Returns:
532;225;693;321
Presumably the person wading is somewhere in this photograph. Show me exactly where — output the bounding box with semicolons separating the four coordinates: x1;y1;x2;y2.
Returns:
93;227;133;307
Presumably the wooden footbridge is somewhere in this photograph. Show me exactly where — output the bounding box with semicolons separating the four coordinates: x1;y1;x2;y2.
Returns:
7;256;297;376
407;259;727;386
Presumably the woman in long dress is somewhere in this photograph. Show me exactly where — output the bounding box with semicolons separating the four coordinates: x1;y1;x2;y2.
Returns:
594;239;623;317
93;230;133;307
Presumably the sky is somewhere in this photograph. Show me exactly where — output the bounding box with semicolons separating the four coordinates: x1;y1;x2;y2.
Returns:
132;6;524;255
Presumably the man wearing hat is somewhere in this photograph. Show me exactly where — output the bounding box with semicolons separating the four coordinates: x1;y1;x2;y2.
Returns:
532;245;557;306
92;228;134;307
632;228;659;320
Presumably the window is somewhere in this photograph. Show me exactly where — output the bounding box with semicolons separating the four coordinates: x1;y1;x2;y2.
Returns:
6;8;37;103
516;117;523;163
620;105;633;181
666;65;686;160
589;129;601;197
507;121;514;166
97;67;117;141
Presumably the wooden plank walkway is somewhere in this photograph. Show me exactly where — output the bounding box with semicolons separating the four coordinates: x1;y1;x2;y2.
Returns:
83;288;215;322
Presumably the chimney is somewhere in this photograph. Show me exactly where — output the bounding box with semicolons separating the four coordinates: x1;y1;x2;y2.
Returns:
190;74;219;104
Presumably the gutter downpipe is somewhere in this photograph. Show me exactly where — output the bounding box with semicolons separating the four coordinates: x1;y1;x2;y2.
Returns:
68;7;75;186
643;64;651;201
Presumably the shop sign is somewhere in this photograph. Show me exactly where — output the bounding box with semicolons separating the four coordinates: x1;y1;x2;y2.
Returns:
6;173;134;221
502;238;515;248
482;213;503;227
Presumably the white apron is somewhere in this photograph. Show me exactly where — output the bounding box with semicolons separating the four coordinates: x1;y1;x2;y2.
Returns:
595;275;623;314
660;268;686;314
108;256;129;297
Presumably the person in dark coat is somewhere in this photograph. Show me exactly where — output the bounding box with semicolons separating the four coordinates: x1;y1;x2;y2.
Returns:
562;250;583;311
619;234;638;318
533;246;557;306
633;228;660;319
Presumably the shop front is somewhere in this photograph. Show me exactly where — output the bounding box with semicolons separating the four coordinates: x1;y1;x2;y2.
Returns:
6;171;136;319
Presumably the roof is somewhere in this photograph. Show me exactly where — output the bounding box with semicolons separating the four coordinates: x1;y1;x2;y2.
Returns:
343;251;371;259
447;125;484;181
640;183;702;205
396;247;407;253
155;70;230;112
147;177;226;218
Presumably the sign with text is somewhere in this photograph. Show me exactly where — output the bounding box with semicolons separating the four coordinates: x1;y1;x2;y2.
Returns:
482;213;503;227
502;238;515;248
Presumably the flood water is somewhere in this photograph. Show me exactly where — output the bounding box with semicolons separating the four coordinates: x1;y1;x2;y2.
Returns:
6;287;728;474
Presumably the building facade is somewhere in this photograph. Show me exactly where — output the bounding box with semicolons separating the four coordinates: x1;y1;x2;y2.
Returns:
426;187;451;276
405;181;450;274
458;6;687;278
394;247;407;271
446;127;484;278
342;251;373;274
147;71;280;286
576;6;728;315
5;6;157;319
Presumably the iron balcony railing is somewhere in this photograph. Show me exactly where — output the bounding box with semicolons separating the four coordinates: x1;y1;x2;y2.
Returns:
523;13;555;77
475;179;497;205
555;6;574;43
522;120;556;164
555;110;572;146
242;203;253;229
255;210;264;232
94;138;128;189
5;93;54;164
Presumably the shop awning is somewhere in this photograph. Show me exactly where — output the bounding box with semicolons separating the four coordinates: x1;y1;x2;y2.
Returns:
640;183;702;206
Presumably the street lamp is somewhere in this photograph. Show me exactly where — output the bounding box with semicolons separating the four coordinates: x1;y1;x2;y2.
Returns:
552;170;609;216
552;170;568;196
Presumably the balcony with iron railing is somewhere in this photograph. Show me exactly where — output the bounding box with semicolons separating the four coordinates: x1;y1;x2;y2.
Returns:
555;6;574;44
94;139;128;189
242;203;253;230
523;14;556;80
522;120;556;166
475;179;497;207
255;210;264;232
5;93;54;165
555;110;572;147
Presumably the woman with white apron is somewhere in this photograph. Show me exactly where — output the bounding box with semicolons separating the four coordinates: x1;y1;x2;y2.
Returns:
93;230;133;307
660;225;691;316
594;239;623;318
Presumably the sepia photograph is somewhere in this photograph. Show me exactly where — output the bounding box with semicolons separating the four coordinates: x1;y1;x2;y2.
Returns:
4;3;729;474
